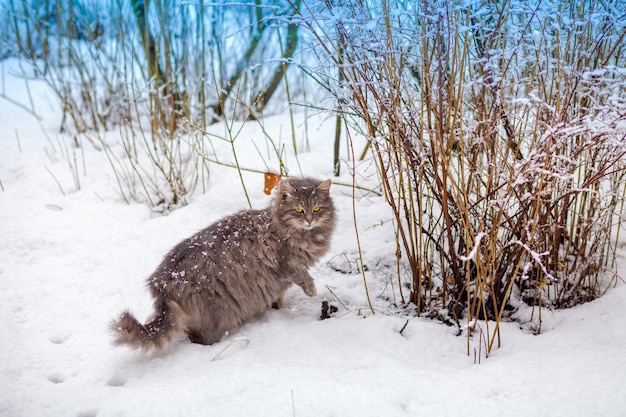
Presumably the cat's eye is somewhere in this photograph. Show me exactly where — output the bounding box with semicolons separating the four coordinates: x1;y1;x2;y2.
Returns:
294;207;304;214
312;205;321;213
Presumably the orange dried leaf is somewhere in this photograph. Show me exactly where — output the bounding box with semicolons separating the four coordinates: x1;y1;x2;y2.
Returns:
264;172;281;195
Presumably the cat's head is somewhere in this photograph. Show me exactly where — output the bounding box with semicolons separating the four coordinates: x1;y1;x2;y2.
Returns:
273;178;335;231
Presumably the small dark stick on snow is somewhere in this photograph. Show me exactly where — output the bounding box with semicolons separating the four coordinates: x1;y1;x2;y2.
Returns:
320;301;337;320
320;301;330;320
399;319;409;335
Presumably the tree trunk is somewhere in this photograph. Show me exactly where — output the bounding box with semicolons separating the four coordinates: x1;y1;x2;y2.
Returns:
130;0;167;133
253;0;301;114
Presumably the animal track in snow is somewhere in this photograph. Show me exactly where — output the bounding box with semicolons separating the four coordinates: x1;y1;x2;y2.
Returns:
48;333;70;344
106;375;127;387
47;373;64;384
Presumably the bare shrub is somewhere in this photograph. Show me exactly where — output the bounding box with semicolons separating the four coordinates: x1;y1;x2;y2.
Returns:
4;1;310;210
295;0;626;354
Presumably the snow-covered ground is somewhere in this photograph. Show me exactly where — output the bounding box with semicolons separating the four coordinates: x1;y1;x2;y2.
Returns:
1;60;626;417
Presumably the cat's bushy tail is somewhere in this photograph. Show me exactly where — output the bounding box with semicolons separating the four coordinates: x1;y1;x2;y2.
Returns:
110;299;186;350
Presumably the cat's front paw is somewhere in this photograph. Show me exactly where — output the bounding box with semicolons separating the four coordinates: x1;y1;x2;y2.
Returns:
303;282;317;297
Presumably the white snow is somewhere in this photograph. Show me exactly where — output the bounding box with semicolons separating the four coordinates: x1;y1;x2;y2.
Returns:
1;59;626;417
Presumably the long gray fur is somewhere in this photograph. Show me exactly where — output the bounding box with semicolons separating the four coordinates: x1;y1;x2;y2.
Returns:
111;177;336;350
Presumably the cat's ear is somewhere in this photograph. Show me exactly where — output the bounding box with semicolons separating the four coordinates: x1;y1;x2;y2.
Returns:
316;179;332;195
278;180;295;198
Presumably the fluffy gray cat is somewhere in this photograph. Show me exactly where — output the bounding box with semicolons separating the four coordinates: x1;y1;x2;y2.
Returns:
111;177;336;350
